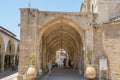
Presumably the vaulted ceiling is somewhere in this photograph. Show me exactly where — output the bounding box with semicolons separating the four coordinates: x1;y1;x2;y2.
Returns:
42;22;83;58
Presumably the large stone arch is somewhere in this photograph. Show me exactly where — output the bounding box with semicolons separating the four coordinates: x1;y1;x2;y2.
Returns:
39;17;85;40
4;39;15;69
6;39;15;55
37;17;86;75
18;9;94;80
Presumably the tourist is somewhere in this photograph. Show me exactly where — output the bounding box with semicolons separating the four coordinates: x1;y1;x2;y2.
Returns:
48;60;53;76
11;63;15;71
63;58;66;68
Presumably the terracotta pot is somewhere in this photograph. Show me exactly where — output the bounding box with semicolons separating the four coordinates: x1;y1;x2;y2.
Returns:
27;65;37;80
85;64;96;79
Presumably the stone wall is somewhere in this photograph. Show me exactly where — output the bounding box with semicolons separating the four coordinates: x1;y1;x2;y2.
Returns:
94;23;120;79
18;8;95;80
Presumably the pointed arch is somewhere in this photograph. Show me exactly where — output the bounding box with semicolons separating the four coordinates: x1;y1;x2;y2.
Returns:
37;16;85;75
6;39;15;55
38;16;84;41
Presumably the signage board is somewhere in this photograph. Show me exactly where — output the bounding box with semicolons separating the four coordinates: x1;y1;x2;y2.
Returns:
99;57;107;70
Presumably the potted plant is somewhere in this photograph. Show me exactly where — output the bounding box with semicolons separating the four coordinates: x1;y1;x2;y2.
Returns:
85;50;96;80
27;52;37;80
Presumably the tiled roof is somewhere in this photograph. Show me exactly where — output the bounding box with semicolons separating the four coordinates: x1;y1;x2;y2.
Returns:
99;16;120;25
0;26;16;37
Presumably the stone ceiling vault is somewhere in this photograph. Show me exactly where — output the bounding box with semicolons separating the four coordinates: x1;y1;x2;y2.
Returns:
41;21;83;58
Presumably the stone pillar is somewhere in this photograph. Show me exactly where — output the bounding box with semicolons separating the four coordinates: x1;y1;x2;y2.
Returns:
13;55;16;64
73;52;77;69
84;26;94;64
1;54;5;72
36;34;42;75
18;8;39;80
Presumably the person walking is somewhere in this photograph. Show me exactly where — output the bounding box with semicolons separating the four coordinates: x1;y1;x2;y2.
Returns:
63;58;66;68
11;63;15;71
48;60;53;76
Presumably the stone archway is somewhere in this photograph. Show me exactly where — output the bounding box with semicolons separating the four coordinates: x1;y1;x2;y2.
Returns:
37;17;85;75
5;39;15;69
18;8;94;80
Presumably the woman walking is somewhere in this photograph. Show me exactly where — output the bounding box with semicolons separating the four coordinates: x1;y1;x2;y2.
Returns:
48;60;53;76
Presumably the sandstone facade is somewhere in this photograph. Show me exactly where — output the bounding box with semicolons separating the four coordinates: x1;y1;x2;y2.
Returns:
0;26;19;72
18;0;120;80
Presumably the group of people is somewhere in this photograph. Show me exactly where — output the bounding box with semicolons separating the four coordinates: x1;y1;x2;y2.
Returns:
48;59;74;76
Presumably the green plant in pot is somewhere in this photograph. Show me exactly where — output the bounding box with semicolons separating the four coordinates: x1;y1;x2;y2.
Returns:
85;50;96;80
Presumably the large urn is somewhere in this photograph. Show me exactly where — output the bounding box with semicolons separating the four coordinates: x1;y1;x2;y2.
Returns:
85;64;96;79
27;65;37;80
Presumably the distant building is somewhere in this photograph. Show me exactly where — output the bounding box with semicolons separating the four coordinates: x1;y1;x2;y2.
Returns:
0;26;19;72
56;49;68;67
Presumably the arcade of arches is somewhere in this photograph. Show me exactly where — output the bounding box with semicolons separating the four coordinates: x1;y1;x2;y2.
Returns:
40;21;84;73
18;10;94;80
0;26;19;72
18;0;120;80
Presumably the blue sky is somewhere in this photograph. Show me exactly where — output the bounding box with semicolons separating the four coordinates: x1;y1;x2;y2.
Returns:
0;0;83;39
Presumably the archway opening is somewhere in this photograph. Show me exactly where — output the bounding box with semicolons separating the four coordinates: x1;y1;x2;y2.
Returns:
4;40;15;70
55;49;69;68
38;18;85;76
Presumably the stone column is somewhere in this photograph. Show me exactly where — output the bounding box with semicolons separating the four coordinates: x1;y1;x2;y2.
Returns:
36;34;42;75
84;25;94;64
18;8;39;80
1;54;5;72
73;52;77;69
14;55;16;64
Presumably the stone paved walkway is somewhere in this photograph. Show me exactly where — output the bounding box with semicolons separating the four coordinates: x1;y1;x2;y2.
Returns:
0;68;18;80
0;73;18;80
0;68;87;80
38;68;85;80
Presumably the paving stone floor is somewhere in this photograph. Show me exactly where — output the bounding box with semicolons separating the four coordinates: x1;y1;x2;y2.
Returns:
0;68;91;80
38;68;85;80
0;68;18;80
